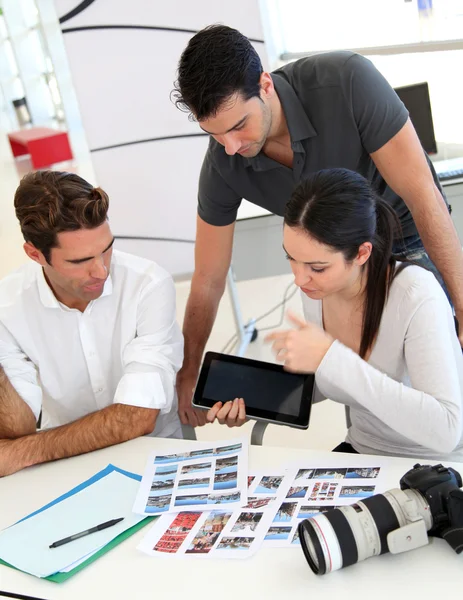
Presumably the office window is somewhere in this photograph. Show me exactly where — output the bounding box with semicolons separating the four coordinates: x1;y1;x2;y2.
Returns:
270;0;463;57
263;0;463;157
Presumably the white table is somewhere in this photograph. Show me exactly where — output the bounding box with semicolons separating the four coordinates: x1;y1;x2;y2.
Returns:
1;438;463;599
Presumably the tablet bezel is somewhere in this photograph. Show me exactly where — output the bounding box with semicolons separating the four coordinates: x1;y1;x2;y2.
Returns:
192;351;314;429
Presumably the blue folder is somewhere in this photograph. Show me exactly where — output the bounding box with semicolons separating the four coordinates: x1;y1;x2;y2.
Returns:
0;464;155;583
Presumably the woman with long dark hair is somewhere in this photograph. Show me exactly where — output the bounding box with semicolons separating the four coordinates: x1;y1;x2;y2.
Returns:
208;168;463;460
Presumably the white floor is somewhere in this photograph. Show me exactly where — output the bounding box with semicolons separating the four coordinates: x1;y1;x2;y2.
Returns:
0;129;347;451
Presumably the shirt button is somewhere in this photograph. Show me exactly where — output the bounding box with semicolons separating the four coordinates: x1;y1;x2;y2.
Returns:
96;388;103;393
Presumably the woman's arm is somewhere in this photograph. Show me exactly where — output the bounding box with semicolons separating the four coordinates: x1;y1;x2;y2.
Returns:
316;292;462;454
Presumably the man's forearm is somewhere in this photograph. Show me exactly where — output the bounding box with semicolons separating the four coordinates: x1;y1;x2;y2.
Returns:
370;119;463;315
0;367;36;438
411;185;463;312
7;404;158;472
180;277;226;376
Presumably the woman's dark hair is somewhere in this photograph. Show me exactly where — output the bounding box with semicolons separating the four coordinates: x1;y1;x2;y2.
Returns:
285;168;407;358
14;170;109;264
172;24;263;121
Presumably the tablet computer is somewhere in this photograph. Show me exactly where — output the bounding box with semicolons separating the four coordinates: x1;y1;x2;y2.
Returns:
192;352;314;429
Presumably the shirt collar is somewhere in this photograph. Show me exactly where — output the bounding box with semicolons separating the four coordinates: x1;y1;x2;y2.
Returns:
272;73;317;143
243;73;317;170
37;265;113;310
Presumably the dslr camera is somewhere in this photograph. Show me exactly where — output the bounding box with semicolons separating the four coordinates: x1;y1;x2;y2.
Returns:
299;463;463;574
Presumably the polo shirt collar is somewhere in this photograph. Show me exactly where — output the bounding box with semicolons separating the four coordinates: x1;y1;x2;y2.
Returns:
243;73;317;170
37;265;113;309
272;73;317;143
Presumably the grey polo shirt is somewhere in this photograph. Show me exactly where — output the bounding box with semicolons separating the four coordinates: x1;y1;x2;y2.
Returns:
198;51;444;240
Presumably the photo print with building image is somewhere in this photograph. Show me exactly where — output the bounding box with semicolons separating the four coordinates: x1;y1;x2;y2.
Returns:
273;502;298;523
254;476;284;495
153;512;202;554
231;512;264;534
340;485;376;498
186;511;233;555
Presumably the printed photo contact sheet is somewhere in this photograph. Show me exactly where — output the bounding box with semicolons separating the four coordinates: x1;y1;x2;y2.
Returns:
133;438;248;516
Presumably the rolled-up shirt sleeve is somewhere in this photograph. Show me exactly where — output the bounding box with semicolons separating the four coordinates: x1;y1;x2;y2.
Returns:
113;273;184;414
0;322;42;420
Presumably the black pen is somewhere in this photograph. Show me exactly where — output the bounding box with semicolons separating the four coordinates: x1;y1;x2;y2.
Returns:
49;517;124;549
0;592;49;600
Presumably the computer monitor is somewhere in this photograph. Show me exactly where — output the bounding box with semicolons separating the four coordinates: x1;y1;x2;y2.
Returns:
393;82;437;155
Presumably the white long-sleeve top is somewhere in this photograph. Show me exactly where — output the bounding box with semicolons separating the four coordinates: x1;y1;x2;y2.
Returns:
302;265;463;461
0;250;184;438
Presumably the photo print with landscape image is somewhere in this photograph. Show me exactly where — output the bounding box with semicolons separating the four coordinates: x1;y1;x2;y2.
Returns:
150;477;175;493
264;526;292;542
345;467;380;479
155;465;178;476
213;470;238;490
146;493;172;513
255;476;284;495
215;456;238;474
207;491;241;505
174;494;208;507
313;468;348;479
213;443;242;456
178;477;210;490
181;462;211;475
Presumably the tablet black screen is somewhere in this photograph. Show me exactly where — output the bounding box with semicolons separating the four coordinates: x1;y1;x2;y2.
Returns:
204;359;304;416
193;353;313;427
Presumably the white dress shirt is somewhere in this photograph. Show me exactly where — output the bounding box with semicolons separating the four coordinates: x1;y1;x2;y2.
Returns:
303;265;463;461
0;250;184;438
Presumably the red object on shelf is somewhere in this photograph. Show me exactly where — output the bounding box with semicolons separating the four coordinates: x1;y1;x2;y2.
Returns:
7;127;73;169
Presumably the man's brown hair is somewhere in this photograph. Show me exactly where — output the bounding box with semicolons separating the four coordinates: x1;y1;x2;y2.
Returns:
14;170;109;263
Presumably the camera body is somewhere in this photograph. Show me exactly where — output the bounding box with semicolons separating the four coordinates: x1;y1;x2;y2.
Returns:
400;463;463;552
299;463;463;575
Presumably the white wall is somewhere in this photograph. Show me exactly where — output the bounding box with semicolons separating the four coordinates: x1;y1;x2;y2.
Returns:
52;0;268;276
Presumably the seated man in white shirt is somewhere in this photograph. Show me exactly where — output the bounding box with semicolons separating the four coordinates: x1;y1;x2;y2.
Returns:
0;170;184;477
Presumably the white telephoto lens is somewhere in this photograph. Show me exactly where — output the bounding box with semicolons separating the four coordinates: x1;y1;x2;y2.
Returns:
338;504;381;561
306;513;343;573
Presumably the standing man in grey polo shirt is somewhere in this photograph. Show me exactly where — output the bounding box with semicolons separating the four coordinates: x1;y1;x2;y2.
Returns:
172;24;463;429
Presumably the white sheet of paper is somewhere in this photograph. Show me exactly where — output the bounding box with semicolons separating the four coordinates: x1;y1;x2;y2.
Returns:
0;470;145;577
133;437;248;516
137;470;287;559
262;462;387;547
58;545;105;573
